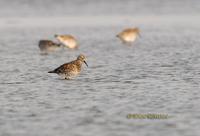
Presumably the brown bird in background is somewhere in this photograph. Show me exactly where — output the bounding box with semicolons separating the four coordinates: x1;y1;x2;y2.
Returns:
38;40;61;54
55;34;78;49
116;27;141;45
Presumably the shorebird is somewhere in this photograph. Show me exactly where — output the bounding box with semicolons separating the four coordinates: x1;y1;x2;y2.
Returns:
38;40;61;54
48;54;88;79
54;34;78;49
116;27;141;45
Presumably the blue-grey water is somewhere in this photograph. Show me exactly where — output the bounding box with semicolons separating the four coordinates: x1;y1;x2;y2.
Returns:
0;0;200;136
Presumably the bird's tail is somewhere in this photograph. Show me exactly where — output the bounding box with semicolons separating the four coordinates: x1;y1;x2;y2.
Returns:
48;70;56;73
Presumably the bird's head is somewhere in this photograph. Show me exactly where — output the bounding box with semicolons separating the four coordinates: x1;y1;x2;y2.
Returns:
77;54;88;67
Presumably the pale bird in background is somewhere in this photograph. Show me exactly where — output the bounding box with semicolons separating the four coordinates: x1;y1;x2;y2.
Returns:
116;27;141;45
48;54;88;80
38;40;61;54
55;34;78;49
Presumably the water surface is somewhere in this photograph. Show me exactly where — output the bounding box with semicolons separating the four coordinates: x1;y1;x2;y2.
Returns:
0;0;200;135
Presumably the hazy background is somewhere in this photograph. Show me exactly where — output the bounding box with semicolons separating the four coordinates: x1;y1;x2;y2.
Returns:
0;0;200;17
0;1;200;136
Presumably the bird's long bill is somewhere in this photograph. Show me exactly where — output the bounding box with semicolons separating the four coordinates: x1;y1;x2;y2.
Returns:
84;61;88;67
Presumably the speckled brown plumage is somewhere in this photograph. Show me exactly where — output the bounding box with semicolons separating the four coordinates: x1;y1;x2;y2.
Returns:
48;54;88;79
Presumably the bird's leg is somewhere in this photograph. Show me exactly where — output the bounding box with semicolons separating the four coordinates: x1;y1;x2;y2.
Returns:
64;75;70;80
127;42;133;46
122;40;126;44
64;75;68;80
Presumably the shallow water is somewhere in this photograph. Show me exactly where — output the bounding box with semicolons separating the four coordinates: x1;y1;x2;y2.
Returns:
0;19;200;136
1;0;200;135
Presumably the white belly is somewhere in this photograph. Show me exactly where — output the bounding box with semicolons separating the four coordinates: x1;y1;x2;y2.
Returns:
123;35;137;42
60;39;77;49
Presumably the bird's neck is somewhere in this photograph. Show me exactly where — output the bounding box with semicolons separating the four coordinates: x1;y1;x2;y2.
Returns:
75;60;82;66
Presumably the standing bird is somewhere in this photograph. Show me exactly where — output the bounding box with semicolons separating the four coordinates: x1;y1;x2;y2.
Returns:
38;40;61;54
48;54;88;79
54;34;78;49
116;27;141;45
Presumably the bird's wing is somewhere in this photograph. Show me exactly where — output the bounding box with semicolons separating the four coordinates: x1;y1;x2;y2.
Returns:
63;63;77;72
54;61;77;73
